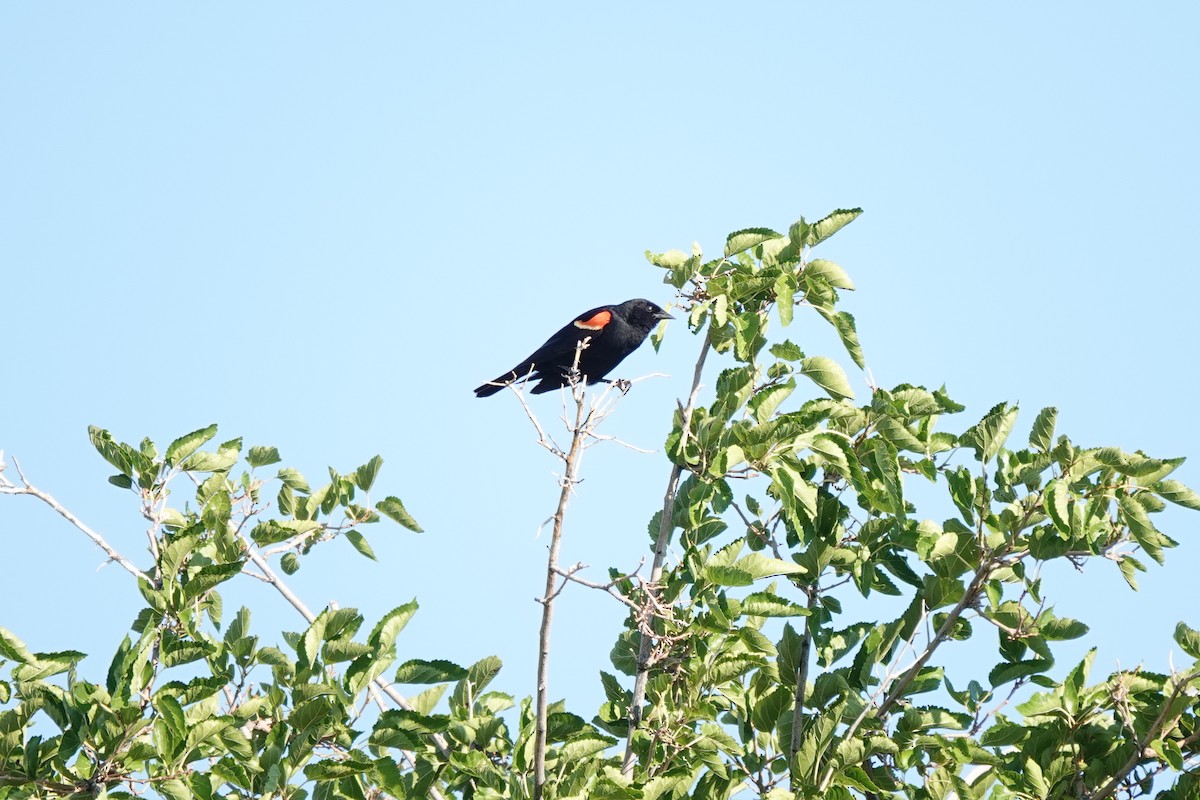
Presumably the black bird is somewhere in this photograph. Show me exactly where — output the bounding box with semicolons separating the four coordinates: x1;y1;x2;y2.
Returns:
474;298;673;397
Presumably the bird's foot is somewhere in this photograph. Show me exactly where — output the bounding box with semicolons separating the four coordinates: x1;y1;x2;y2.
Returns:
605;378;632;395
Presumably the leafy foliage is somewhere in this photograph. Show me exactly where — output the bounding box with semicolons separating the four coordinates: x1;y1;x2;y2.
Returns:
2;209;1198;799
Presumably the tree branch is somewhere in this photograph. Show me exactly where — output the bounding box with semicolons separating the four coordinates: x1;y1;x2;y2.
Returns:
1091;666;1200;800
0;454;150;582
788;585;820;790
623;328;712;776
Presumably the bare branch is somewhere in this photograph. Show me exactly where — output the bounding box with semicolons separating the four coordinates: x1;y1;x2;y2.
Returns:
1092;666;1200;800
788;586;820;791
533;344;591;800
0;455;151;582
623;327;712;775
551;559;646;611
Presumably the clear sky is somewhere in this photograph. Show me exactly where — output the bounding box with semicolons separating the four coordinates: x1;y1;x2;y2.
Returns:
3;3;1198;726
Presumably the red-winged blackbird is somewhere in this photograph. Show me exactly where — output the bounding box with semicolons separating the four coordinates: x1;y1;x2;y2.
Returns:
474;298;673;397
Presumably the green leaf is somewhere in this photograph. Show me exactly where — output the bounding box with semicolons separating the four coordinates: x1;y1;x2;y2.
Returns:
1155;480;1200;511
749;381;795;425
377;496;423;532
741;591;810;618
251;518;321;546
815;308;866;369
0;627;35;662
451;655;504;710
355;455;383;492
183;562;243;600
157;693;186;736
305;754;377;781
165;425;218;467
368;600;419;653
804;259;855;290
775;274;795;326
345;530;377;560
808;208;862;246
988;658;1053;687
1045;481;1071;534
277;466;311;493
280;553;300;574
1119;494;1170;565
1039;615;1089;641
395;659;469;684
705;565;754;587
800;356;853;400
247;446;281;468
181;450;238;473
725;228;781;258
962;402;1018;463
1117;554;1145;590
158;779;191;800
1174;622;1200;660
1029;407;1057;453
12;650;87;681
770;340;805;362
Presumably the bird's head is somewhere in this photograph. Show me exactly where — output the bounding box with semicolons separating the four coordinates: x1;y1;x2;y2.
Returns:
619;298;674;329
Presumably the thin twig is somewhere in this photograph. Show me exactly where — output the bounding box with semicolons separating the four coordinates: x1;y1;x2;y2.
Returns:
551;560;646;611
534;346;590;800
1092;666;1200;800
788;586;820;790
0;456;150;581
623;328;712;775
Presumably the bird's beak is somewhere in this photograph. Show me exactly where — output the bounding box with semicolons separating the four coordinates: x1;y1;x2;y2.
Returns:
655;310;675;321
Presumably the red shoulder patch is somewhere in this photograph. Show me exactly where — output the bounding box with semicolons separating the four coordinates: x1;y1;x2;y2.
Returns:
573;309;612;331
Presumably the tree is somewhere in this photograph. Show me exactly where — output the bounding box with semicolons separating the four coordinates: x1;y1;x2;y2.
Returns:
3;209;1198;799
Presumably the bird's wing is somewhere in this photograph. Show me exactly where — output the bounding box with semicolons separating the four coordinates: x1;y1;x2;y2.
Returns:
522;305;614;367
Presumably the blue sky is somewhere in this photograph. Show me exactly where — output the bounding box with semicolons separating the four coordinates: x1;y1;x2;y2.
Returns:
3;3;1198;725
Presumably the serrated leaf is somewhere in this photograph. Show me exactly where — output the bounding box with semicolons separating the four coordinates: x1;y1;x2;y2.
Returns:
1029;407;1057;453
280;553;300;574
741;591;810;618
277;466;310;493
705;565;754;587
725;228;781;258
247;446;281;468
808;208;862;246
775;274;795;326
0;628;35;663
815;308;865;369
369;600;419;653
1039;616;1089;641
12;650;87;681
749;381;795;424
770;340;805;362
804;259;856;290
1155;480;1200;511
181;450;238;473
355;455;383;492
1174;622;1200;660
800;356;853;400
988;658;1053;687
377;496;423;532
1119;494;1168;565
395;659;469;684
345;530;376;560
962;402;1018;463
183;562;243;600
165;425;219;467
1117;555;1144;591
